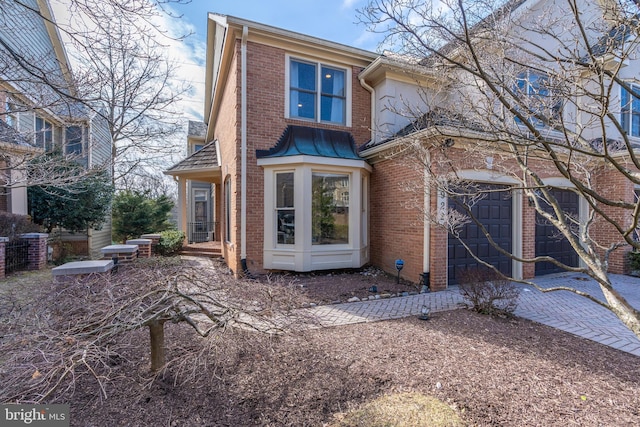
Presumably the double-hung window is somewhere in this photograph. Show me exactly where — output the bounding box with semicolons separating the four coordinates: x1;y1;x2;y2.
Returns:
289;58;346;125
514;71;561;127
35;117;53;151
621;84;640;137
276;172;295;245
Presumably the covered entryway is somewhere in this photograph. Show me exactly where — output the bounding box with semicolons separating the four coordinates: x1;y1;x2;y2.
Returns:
447;184;513;286
164;141;222;245
535;188;579;275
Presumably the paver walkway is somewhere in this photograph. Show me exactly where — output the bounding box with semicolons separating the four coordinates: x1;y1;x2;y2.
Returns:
303;273;640;357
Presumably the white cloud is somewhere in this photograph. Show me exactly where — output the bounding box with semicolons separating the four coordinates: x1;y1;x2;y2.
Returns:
341;0;361;10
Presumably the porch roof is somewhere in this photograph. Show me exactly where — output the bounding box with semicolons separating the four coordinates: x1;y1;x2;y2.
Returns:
164;140;221;182
256;125;363;160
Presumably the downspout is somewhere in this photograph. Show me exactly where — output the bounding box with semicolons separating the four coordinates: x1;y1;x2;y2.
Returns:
423;152;431;289
358;76;376;143
240;25;251;277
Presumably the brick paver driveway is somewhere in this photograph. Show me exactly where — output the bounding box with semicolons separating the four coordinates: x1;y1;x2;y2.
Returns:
304;273;640;356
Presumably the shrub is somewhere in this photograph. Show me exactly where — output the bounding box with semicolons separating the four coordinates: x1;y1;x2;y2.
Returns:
628;251;640;272
457;268;520;317
112;191;175;243
156;230;185;256
0;212;41;241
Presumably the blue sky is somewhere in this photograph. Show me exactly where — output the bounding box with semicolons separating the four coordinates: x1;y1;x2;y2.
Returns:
172;0;381;55
165;0;382;120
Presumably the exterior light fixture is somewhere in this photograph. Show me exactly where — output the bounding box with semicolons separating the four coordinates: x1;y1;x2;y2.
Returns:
395;259;404;284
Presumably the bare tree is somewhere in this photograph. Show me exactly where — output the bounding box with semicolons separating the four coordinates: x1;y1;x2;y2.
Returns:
358;0;640;336
0;0;191;190
0;258;303;403
64;9;189;187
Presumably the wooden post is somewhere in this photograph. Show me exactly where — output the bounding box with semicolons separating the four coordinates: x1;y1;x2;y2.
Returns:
148;320;166;372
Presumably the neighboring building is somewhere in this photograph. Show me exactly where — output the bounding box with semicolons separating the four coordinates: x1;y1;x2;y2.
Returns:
167;1;640;290
0;0;112;258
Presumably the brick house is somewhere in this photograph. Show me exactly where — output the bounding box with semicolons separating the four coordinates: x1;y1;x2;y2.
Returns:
0;0;113;258
168;1;640;290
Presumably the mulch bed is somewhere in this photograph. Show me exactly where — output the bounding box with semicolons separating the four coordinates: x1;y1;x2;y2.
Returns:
66;268;640;426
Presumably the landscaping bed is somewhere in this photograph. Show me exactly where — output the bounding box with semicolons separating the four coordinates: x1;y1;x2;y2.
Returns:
1;263;639;426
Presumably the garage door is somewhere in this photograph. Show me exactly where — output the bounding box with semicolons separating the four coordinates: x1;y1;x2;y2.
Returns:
447;184;512;286
535;188;579;275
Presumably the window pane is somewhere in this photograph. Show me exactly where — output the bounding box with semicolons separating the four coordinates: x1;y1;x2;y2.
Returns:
290;90;316;119
321;67;345;97
277;209;295;245
312;173;349;245
276;173;294;245
290;60;316;91
622;86;640;137
276;173;294;208
65;126;83;155
321;95;345;123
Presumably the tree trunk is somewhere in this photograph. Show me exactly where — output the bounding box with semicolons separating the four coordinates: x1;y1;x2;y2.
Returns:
599;282;640;339
148;320;165;372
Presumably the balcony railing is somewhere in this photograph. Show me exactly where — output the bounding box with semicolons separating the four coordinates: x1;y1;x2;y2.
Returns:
187;222;217;243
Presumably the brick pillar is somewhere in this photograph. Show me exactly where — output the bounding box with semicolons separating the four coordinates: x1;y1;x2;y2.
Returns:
126;239;152;258
20;233;49;271
140;234;161;255
0;237;7;279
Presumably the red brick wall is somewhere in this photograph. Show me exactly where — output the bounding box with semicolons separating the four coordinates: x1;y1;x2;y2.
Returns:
368;142;625;289
216;42;241;275
216;39;372;275
591;164;636;274
369;154;426;286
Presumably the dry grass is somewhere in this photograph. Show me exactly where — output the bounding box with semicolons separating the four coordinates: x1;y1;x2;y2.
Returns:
331;392;465;427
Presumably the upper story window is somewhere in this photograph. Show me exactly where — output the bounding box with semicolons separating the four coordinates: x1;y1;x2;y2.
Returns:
65;125;85;155
193;144;204;153
4;100;17;128
514;71;561;127
621;84;640;137
288;58;346;125
35;117;53;151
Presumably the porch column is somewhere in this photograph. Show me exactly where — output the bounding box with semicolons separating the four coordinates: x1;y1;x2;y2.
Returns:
178;177;188;244
215;183;222;242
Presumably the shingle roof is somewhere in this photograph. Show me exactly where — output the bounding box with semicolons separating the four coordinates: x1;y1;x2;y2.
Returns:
360;108;486;151
188;121;207;138
165;140;219;173
256;125;363;160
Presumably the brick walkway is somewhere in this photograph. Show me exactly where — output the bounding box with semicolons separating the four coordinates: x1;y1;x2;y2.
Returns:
302;273;640;357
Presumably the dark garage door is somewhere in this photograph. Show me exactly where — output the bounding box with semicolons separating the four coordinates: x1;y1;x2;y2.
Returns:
447;184;512;286
535;188;579;275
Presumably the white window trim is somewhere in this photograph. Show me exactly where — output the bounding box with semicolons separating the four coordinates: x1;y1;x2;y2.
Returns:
262;158;370;272
285;54;352;127
621;82;640;138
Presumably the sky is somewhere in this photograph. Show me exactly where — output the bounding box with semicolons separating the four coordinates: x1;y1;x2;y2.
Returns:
167;0;382;120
